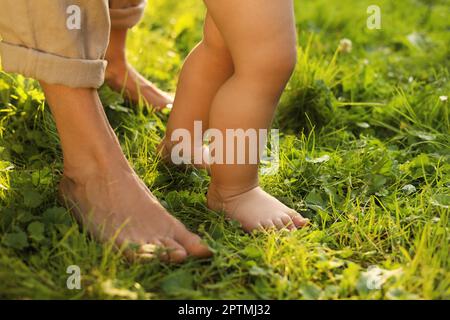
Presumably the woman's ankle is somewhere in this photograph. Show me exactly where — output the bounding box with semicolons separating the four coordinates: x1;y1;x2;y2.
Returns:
105;28;128;66
62;153;132;185
39;83;133;183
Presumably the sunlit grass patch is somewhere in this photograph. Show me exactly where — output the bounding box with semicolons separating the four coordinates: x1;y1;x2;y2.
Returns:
0;0;448;299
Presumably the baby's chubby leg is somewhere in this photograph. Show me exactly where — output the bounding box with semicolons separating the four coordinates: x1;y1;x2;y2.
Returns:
204;0;308;231
160;14;234;169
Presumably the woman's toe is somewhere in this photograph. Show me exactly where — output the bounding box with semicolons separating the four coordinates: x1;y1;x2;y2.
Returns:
160;238;188;263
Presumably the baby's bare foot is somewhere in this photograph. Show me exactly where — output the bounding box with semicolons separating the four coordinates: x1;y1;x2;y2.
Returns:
59;167;211;263
158;138;211;172
105;62;173;110
207;184;308;232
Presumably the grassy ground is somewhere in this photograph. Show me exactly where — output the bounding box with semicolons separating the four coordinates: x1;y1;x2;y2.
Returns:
0;0;449;299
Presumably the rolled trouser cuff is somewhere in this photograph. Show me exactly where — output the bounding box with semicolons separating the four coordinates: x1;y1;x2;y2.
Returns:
109;1;146;29
0;41;107;88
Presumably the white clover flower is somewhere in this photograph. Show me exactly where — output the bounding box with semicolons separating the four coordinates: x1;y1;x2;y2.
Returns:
339;38;353;53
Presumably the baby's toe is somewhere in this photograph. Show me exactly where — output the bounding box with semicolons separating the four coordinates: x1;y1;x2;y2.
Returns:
273;217;287;230
246;222;263;233
261;220;276;231
286;210;309;228
281;215;296;231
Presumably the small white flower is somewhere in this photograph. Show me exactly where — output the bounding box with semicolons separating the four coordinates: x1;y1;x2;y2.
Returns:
305;154;330;164
439;96;448;102
402;184;416;195
339;38;353;53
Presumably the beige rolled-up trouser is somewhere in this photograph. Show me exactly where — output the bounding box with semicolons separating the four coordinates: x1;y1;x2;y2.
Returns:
0;0;146;88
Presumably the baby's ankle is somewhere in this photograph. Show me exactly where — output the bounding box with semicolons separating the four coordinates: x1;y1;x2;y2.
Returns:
207;180;259;203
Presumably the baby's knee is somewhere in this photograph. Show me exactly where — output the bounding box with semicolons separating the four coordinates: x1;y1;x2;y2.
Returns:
267;42;297;75
283;45;298;73
200;38;229;58
239;42;297;81
202;19;230;57
270;46;297;77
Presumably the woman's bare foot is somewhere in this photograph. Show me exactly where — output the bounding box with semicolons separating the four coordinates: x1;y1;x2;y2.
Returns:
105;62;173;110
207;184;309;232
105;28;173;110
40;82;209;264
59;165;211;263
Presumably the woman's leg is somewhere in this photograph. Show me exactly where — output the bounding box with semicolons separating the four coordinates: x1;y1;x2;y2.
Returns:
44;84;210;262
106;0;173;110
204;0;308;231
0;0;209;262
161;13;234;168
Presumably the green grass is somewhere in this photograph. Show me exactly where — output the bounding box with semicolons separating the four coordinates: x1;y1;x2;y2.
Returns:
0;0;449;299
